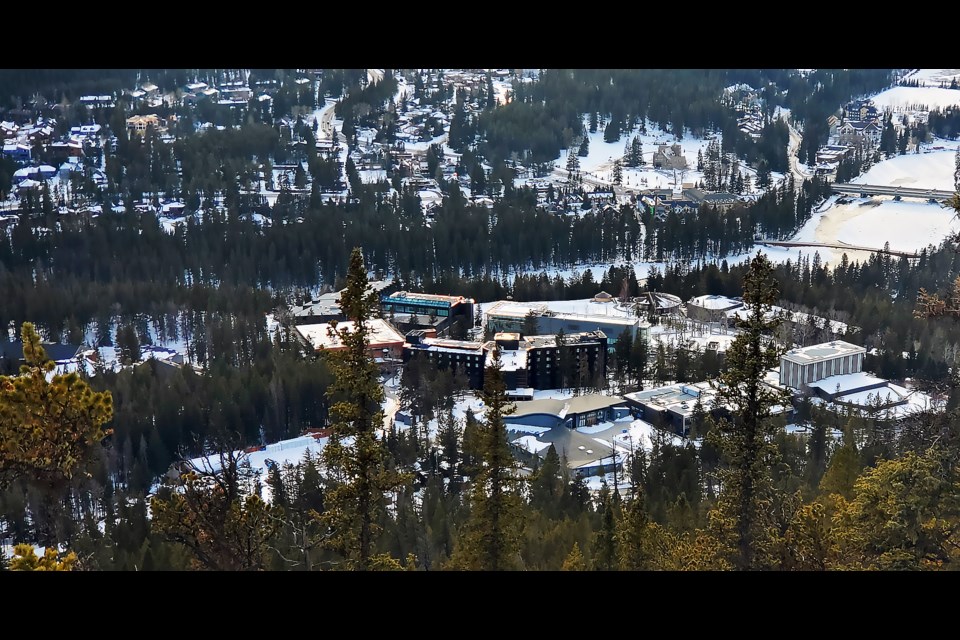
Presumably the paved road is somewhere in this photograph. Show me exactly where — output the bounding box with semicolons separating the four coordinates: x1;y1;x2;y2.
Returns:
784;117;811;187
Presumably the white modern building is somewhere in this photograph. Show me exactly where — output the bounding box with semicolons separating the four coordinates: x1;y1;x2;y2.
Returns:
780;340;866;390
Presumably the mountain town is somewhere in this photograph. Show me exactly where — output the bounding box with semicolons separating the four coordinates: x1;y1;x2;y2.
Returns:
2;68;960;571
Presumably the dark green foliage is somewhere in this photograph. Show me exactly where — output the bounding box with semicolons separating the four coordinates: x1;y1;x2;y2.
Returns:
319;247;408;570
448;346;525;570
709;252;794;570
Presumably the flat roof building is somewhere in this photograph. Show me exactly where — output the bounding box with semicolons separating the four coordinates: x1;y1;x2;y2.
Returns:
780;340;866;390
295;319;406;360
382;290;475;337
289;291;343;324
402;329;609;393
402;330;485;388
484;300;648;347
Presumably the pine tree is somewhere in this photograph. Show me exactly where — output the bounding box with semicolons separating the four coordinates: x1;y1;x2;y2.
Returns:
707;252;793;570
561;541;587;570
591;481;620;570
818;420;861;500
522;310;540;337
566;149;580;176
8;544;77;571
529;444;565;520
318;247;408;570
150;446;283;571
616;492;660;570
448;345;525;570
116;323;141;365
0;322;113;492
832;449;960;570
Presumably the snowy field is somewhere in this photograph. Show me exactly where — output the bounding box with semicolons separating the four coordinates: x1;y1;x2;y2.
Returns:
560;117;767;193
872;84;960;111
903;69;960;86
787;144;960;265
850;148;960;189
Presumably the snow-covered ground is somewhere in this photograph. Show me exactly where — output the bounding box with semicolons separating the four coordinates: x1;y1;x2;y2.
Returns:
850;148;960;189
902;69;960;87
869;69;960;113
562;118;765;194
787;146;960;265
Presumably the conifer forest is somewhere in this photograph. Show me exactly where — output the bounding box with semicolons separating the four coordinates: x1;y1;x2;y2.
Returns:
3;68;960;571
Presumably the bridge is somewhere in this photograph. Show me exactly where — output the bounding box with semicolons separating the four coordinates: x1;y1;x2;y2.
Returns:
757;240;922;263
831;183;956;201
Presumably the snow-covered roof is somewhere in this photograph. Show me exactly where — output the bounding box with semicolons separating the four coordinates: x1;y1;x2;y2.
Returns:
296;319;405;350
807;371;885;394
489;347;527;372
782;340;865;365
688;294;743;310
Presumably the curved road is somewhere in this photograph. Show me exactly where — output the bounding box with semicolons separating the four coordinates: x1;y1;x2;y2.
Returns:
784;117;811;187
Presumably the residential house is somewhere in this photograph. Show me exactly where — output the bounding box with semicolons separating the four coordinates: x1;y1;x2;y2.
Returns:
844;99;880;123
69;124;102;139
624;382;720;435
79;95;115;108
826;114;840;137
638;291;682;316
126;114;160;136
0;340;83;375
2;142;31;163
47;139;84;162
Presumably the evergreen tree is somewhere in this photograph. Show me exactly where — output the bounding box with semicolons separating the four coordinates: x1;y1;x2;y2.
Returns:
818;421;861;500
448;345;525;570
522;310;540;337
707;252;792;570
629;333;649;389
116;323;141;365
561;541;587;570
0;323;113;494
150;446;283;571
833;448;960;570
591;481;620;570
756;160;771;190
566;149;580;176
616;492;660;570
8;544;77;571
578;136;590;158
318;247;407;570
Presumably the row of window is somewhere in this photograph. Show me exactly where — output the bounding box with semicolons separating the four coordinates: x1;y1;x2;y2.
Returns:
387;304;450;317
